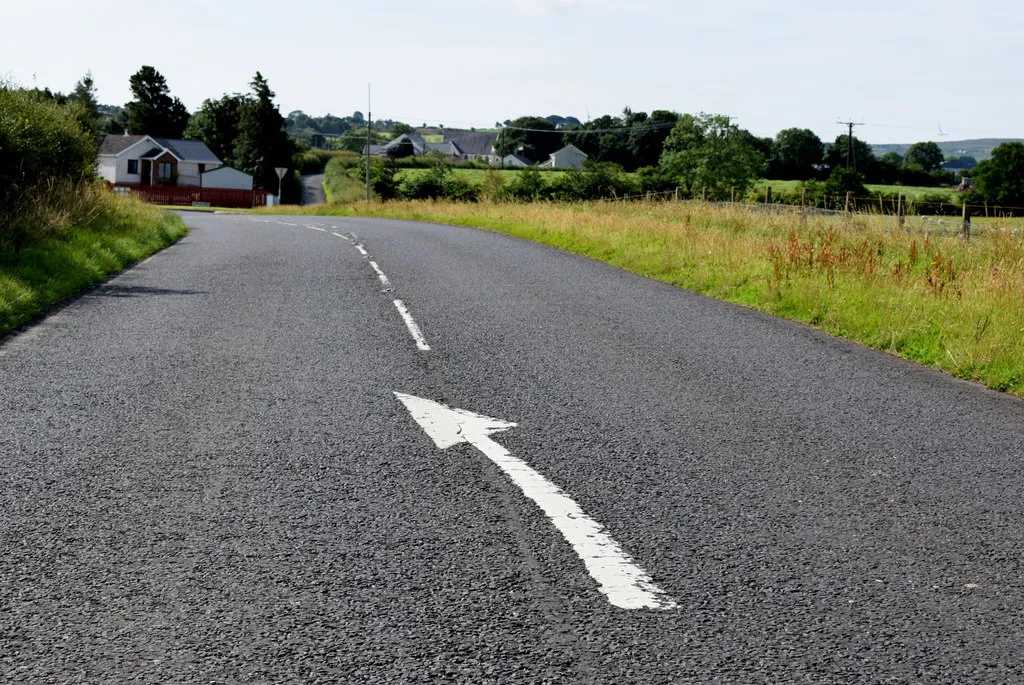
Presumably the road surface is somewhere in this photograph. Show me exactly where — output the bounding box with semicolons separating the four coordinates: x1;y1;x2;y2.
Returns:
300;174;326;205
2;212;1024;683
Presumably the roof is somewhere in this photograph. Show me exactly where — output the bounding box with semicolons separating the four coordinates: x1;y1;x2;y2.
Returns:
139;147;165;159
97;134;152;156
426;141;462;155
96;134;221;164
202;166;251;178
443;131;498;156
502;154;532;166
156;138;221;164
551;144;588;158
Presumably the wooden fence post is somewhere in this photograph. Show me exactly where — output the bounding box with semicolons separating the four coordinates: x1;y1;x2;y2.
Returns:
801;187;807;207
898;195;906;228
701;187;708;202
962;202;971;240
765;186;772;205
731;187;737;203
845;191;852;214
674;187;679;202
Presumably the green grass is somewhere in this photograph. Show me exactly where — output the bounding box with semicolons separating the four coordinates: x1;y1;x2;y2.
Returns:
0;189;187;336
757;179;957;201
258;198;1024;397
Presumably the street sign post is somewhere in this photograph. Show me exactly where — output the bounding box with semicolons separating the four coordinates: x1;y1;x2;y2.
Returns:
274;167;287;205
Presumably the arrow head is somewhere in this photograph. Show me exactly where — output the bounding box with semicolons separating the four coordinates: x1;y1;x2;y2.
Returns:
394;392;517;449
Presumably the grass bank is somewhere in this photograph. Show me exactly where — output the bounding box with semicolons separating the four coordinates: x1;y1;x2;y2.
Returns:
257;199;1024;395
0;186;187;336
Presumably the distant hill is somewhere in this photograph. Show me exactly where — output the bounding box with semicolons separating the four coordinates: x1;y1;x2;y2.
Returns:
871;139;1024;161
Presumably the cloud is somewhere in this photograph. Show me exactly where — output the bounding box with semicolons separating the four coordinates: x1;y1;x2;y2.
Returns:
513;0;582;17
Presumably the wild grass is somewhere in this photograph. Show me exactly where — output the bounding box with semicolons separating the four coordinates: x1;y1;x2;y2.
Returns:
0;185;187;336
261;198;1024;395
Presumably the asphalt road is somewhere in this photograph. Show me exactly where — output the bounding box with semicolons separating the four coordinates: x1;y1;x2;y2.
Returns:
300;174;326;206
3;212;1024;683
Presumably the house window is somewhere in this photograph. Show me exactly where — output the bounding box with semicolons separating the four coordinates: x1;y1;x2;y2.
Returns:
127;159;139;175
158;162;173;180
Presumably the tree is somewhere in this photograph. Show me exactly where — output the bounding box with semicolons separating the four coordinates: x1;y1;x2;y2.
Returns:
390;122;414;136
233;72;297;197
494;116;563;163
627;110;679;170
563;114;630;167
184;93;249;163
121;66;190;138
658;113;765;195
824;134;877;180
67;72;102;136
973;142;1024;209
903;141;945;172
769;128;823;180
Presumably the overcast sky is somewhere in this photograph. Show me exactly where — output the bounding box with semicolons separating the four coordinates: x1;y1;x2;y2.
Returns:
2;0;1019;144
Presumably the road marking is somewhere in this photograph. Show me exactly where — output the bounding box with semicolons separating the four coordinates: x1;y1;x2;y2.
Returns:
278;222;299;226
394;392;678;611
392;300;430;351
354;244;369;256
331;232;349;240
306;226;327;232
368;261;393;288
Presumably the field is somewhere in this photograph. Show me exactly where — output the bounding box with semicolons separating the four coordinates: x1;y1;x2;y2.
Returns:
261;198;1024;396
756;179;957;202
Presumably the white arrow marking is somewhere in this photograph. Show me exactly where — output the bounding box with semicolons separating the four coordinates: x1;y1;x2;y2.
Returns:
394;392;677;611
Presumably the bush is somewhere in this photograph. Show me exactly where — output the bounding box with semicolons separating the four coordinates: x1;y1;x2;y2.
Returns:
504;167;548;201
0;87;99;253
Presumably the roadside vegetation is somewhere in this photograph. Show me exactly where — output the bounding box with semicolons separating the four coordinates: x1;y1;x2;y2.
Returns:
0;85;186;337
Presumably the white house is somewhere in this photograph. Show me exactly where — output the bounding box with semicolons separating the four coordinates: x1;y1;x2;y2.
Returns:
97;134;222;187
201;166;254;190
500;154;532;167
539;144;588;170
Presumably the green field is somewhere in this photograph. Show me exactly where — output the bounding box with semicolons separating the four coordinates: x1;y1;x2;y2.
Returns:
756;179;957;202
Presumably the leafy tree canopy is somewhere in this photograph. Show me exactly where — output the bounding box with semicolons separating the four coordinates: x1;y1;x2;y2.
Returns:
659;113;765;194
903;141;945;172
974;142;1024;208
769;128;823;180
121;65;189;138
494;116;563;163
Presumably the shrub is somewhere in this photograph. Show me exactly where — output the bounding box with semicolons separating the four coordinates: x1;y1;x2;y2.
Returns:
0;87;99;253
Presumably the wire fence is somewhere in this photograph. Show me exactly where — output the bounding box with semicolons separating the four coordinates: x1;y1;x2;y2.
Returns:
618;187;1023;239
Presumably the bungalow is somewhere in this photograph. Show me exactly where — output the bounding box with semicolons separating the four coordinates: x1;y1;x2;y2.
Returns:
539;144;588;170
97;134;222;187
367;130;503;164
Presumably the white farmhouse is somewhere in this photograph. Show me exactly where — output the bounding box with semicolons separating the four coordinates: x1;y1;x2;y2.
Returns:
539;144;588;170
97;134;222;187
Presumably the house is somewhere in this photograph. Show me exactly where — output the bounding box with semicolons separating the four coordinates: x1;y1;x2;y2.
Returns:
97;134;222;187
539;144;588;170
367;130;502;164
500;153;532;167
201;166;253;190
444;131;500;165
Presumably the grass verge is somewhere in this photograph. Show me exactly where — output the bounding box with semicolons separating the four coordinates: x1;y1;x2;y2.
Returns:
255;199;1024;396
0;189;187;337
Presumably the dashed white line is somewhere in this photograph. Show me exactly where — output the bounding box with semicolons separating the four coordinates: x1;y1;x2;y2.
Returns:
331;232;349;240
368;261;393;288
354;244;369;256
278;222;299;226
392;300;430;351
306;226;327;232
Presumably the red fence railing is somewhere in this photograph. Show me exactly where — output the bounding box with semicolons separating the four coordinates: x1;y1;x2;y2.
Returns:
111;184;268;209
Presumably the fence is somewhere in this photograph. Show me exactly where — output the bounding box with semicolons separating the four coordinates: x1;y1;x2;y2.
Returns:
619;187;1024;239
111;184;268;209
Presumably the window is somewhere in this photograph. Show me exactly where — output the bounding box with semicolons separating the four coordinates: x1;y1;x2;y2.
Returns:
127;159;139;175
158;162;173;180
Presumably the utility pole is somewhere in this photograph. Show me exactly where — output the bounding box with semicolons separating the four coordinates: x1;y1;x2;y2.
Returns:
836;120;864;170
365;84;372;203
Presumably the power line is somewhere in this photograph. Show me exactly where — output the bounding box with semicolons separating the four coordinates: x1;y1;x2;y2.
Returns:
837;120;865;170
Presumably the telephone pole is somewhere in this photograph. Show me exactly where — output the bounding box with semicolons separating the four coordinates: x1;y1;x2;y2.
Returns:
365;84;372;202
836;120;865;170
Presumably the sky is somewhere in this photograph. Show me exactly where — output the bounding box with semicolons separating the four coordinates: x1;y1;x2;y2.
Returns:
2;0;1021;144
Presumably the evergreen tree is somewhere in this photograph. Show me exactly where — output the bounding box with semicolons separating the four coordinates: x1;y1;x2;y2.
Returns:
233;72;296;194
121;66;190;138
184;93;250;162
67;71;102;136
